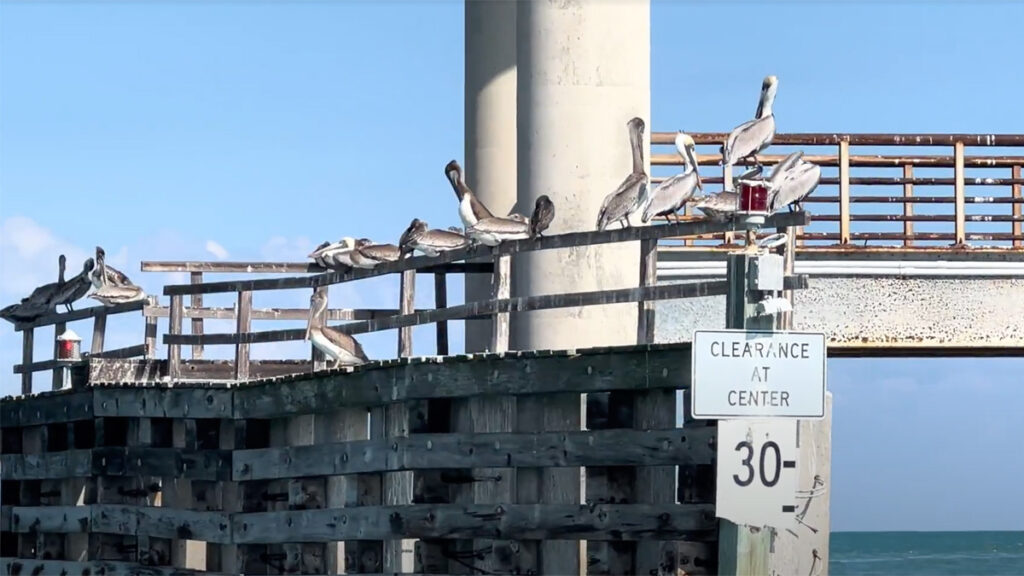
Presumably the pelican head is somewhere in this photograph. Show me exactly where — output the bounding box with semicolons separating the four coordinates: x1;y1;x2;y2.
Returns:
340;236;357;250
756;75;779;119
674;132;704;191
95;246;106;261
308;240;331;259
445;160;463;189
82;258;95;273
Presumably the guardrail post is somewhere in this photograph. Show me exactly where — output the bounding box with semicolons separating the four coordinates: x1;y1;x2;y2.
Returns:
398;271;415;357
723;157;735;245
168;295;183;381
144;297;158;358
235;290;252;381
1013;165;1022;247
954;141;966;245
491;255;510;353
51;321;66;390
838;140;851;245
637;238;657;344
311;286;327;371
433;273;448;355
903;164;914;246
190;272;204;359
20;328;34;394
91;310;106;354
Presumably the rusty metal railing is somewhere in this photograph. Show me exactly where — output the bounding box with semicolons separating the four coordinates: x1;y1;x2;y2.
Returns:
650;132;1024;249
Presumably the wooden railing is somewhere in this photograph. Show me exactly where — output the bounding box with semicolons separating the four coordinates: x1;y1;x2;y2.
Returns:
155;212;809;382
651;132;1024;249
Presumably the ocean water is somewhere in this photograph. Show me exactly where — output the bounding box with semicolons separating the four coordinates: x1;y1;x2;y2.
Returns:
830;531;1024;575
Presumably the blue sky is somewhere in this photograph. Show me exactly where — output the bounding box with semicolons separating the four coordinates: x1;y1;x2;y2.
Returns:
2;1;1023;532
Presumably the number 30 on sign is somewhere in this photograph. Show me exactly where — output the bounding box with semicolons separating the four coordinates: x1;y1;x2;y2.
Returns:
716;418;798;529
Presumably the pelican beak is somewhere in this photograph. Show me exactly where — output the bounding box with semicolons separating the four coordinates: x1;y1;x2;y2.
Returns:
685;144;703;191
305;324;311;341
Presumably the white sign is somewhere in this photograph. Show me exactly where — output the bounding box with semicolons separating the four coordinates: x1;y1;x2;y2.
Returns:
691;329;826;420
716;418;798;529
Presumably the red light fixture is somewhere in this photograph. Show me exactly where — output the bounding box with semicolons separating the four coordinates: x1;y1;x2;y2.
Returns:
739;181;770;213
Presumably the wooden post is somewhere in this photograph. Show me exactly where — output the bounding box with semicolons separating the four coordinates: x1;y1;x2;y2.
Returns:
190;272;204;359
1013;165;1022;248
91;313;106;355
398;270;415;357
954;141;966;245
637;239;657;344
491;255;510;353
433;273;449;355
311;286;327;371
144;297;158;359
838;140;851;245
235;290;252;381
389;270;415;572
723;161;735;245
903;165;914;246
168;295;183;381
51;322;66;390
21;328;33;394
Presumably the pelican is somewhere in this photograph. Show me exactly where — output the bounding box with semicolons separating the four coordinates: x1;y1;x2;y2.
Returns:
399;218;469;257
306;290;370;368
91;246;133;288
13;254;68;316
693;191;741;222
54;258;96;313
768;158;821;213
596;116;648;231
307;241;332;268
445;160;495;228
319;237;357;269
769;151;804;186
0;300;48;323
529;195;555;238
642;132;704;224
466;216;530;246
722;75;778;171
349;239;401;269
89;284;148;306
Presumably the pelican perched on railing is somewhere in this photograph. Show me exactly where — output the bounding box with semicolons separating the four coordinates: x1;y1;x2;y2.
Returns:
308;241;332;268
349;238;401;269
692;166;764;222
445;160;495;228
597;116;648;231
768;156;821;213
722;75;778;171
54;258;95;313
306;290;369;368
90;250;146;306
399;218;470;257
317;237;357;269
466;215;531;246
529;195;555;238
642;132;703;224
91;246;134;289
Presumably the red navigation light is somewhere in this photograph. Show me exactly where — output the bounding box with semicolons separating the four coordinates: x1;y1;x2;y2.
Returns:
59;339;74;359
739;181;769;213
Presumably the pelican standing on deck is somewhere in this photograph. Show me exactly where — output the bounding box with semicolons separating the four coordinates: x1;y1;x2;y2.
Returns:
642;132;704;224
529;195;555;238
596;117;648;231
722;75;778;171
54;258;96;312
445;160;495;228
399;219;469;257
306;290;370;368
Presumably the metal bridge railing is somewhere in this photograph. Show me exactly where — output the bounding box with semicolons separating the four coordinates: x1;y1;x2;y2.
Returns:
651;132;1024;249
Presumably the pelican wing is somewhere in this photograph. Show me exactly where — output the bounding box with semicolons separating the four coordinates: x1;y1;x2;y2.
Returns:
55;276;93;307
597;172;647;230
322;326;370;363
89;284;147;306
694;191;740;221
769;151;804;185
359;243;400;263
420;229;469;249
530;201;555;237
470;196;495;221
769;161;822;212
470;216;530;235
723;115;776;166
642;171;699;223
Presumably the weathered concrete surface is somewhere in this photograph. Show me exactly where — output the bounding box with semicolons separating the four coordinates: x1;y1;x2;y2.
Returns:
655;277;1024;347
464;0;517;353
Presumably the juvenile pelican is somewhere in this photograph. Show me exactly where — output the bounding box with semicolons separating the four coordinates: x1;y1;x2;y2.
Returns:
529;195;555;238
596;116;648;231
306;290;370;368
768;158;821;213
90;284;148;306
466;216;530;247
722;75;778;171
54;258;96;313
349;239;401;269
399;218;469;257
91;246;134;289
642;132;704;224
445;160;495;228
692;191;741;222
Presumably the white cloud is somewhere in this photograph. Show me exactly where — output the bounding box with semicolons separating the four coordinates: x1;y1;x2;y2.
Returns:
205;240;229;260
261;235;315;261
0;216;92;298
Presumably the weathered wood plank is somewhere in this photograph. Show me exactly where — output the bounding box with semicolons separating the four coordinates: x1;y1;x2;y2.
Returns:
490;254;511;353
169;295;184;381
433;273;448;356
12;300;147;332
1;449;93;480
143;260;493;274
232;503;716;544
233;428;714;481
190;271;204;360
20;327;33;394
234;291;252;381
164;276;810;347
92;386;232;419
234;343;693;417
7;505;91;533
87;358;311;384
145;304;413;321
637;238;657;345
91;447;232;481
1;559;227;576
0;389;94;427
164;212;810;296
13;344;147;374
398;270;415;357
17;505;230;543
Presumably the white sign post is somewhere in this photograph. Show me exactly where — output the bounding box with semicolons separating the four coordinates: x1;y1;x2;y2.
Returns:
690;329;827;420
715;418;799;529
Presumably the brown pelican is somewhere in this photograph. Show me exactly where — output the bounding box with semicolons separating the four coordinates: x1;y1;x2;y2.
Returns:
596;117;648;231
693;191;741;222
769;151;803;186
768;157;821;213
399;218;469;257
0;300;48;323
642;132;704;224
306;290;369;368
445;160;495;228
529;195;555;238
91;246;133;288
349;238;401;269
307;241;332;268
722;75;778;171
89;284;147;306
54;258;96;313
466;215;530;246
318;237;357;269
